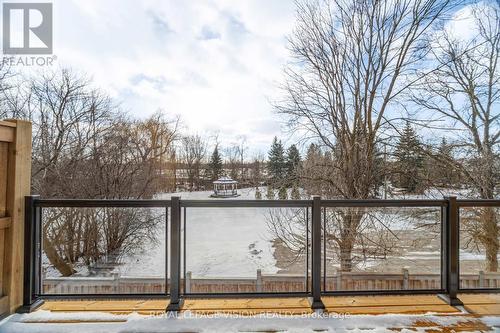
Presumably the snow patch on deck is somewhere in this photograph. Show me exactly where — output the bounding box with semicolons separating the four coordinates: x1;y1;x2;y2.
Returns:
1;310;498;333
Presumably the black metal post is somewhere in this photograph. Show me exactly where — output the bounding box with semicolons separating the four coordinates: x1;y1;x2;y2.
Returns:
440;203;447;292
305;207;309;292
323;206;326;292
309;196;325;310
438;196;463;306
165;205;169;298
166;196;183;312
18;195;44;313
183;206;187;294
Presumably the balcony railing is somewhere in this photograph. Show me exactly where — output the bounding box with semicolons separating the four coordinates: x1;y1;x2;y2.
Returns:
20;195;500;312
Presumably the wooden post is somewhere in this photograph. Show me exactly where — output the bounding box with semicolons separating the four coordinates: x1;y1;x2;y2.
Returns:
0;120;32;315
256;269;263;292
402;268;409;290
185;271;192;294
112;273;119;293
336;269;342;291
479;271;484;288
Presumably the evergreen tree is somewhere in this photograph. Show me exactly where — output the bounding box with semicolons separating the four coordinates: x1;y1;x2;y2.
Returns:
267;137;286;187
229;167;238;181
266;186;275;199
285;144;301;185
372;144;387;198
290;184;300;199
255;187;262;200
278;186;288;200
394;122;425;193
207;145;223;181
302;143;323;196
433;138;457;187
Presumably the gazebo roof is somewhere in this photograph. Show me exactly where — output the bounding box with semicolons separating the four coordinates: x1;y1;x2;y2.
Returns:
213;176;238;184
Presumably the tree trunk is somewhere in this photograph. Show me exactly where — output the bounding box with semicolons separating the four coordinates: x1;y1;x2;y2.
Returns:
483;207;499;272
340;245;353;272
43;233;76;277
339;209;363;272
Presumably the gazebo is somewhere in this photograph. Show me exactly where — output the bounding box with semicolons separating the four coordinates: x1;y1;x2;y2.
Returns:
211;176;239;198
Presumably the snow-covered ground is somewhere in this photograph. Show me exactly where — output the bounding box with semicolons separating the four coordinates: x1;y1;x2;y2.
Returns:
42;187;498;280
1;310;499;333
116;188;279;278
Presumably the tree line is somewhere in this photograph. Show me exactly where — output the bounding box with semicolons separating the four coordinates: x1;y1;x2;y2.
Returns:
269;0;499;272
0;69;179;275
0;0;497;276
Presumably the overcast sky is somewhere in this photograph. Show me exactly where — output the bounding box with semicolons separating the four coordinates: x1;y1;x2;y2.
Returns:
47;0;297;154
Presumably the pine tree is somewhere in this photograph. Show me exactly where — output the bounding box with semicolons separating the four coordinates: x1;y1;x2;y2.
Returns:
207;145;223;181
255;187;262;200
266;186;275;199
290;184;300;199
394;122;424;193
302;143;323;196
278;187;288;199
267;137;286;187
372;144;387;198
433;137;457;187
285;144;301;185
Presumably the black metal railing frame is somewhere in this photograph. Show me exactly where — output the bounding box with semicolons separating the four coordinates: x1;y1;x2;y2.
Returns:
20;195;500;313
319;198;449;299
178;199;313;302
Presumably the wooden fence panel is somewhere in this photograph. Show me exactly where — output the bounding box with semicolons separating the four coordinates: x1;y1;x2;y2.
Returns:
40;271;500;295
0;119;31;317
0;141;8;307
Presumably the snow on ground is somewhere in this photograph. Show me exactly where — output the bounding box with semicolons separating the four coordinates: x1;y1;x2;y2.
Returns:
111;188;451;278
386;186;473;199
42;187;497;279
1;310;499;333
404;250;500;261
116;188;279;278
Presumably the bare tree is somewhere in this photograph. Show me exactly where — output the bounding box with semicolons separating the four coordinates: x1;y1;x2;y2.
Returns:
225;145;240;180
413;1;500;271
89;112;179;199
180;134;207;191
249;152;266;187
2;69;180;276
236;135;248;180
275;0;457;271
42;112;178;276
19;70;115;197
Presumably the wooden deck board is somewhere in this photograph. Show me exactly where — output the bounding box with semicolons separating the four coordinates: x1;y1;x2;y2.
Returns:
38;294;499;316
178;298;311;315
328;304;458;315
41;300;168;313
322;295;459;314
459;293;500;304
183;297;311;309
459;293;500;316
323;294;450;306
17;295;500;331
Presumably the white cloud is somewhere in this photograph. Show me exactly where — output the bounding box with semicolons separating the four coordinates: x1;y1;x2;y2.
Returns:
48;0;296;154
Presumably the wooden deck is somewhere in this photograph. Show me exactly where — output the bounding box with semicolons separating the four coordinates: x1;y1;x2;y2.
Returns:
461;293;500;316
39;293;499;316
2;294;493;332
